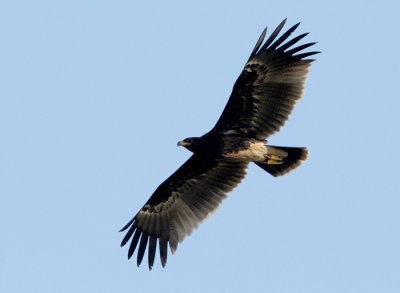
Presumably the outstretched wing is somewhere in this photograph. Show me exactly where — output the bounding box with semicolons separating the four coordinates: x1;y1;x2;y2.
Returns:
212;19;319;139
120;154;247;269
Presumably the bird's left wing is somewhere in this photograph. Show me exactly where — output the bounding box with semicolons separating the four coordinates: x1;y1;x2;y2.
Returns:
212;19;319;139
120;154;248;269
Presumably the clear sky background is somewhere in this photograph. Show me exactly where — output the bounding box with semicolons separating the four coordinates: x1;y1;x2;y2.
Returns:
1;1;399;292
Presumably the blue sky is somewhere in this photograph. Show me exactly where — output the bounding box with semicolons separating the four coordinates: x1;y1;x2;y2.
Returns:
1;1;399;292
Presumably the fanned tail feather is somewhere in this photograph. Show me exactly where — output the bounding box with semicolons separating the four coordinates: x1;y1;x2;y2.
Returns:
255;146;308;177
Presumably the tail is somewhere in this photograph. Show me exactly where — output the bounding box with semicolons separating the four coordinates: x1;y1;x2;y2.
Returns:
255;146;309;177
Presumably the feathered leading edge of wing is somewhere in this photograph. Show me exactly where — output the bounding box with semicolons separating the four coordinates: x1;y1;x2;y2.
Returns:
213;18;319;140
120;154;248;270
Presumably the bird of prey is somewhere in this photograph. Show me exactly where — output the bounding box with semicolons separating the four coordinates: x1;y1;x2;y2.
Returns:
120;19;318;270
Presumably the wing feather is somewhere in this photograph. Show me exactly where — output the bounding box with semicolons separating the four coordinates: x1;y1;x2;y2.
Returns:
121;154;248;269
260;18;287;51
127;229;141;259
159;238;168;267
276;33;308;52
212;19;319;139
137;233;148;266
148;236;157;270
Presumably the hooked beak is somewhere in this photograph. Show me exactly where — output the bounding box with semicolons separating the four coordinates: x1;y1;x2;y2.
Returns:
177;140;190;147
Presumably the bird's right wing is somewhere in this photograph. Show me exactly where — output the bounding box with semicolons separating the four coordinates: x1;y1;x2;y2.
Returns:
120;154;248;269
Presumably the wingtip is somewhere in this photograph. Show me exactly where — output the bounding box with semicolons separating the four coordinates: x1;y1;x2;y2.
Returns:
159;239;168;268
119;218;134;232
279;18;288;28
248;26;268;60
261;26;267;39
294;51;321;60
308;51;322;56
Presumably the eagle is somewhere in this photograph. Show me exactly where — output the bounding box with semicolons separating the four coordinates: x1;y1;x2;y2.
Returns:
120;19;318;270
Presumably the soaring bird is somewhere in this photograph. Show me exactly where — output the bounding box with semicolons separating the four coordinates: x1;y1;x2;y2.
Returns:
120;19;318;270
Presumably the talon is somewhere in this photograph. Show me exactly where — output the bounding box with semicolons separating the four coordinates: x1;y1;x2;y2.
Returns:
267;155;283;164
267;159;283;165
270;155;282;161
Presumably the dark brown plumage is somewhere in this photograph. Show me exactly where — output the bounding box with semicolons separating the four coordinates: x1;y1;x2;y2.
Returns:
120;19;318;269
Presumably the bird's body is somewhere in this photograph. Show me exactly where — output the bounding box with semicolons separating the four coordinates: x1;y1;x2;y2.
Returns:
120;19;318;269
224;140;269;162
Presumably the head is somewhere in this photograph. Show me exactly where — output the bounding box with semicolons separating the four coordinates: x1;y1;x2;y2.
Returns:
177;137;201;153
